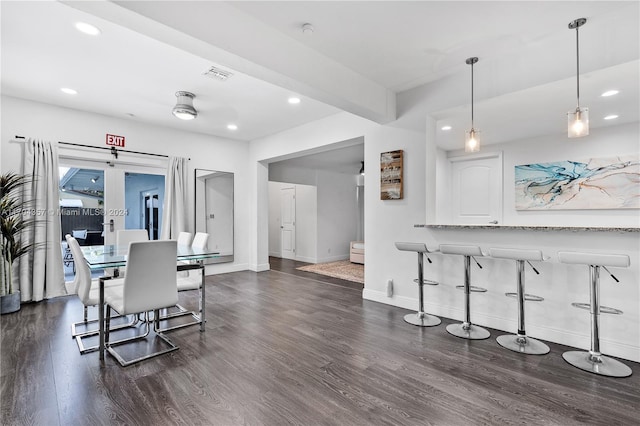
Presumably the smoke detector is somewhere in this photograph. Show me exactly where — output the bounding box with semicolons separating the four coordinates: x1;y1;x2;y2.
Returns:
203;66;233;81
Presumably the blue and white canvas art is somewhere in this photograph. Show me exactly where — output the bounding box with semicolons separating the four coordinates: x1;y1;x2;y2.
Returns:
515;154;640;210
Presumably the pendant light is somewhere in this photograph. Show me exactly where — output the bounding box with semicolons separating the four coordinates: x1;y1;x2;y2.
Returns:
465;57;480;153
172;91;197;120
567;18;588;138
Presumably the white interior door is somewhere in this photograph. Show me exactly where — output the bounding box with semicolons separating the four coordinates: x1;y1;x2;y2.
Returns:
280;187;296;260
450;153;503;224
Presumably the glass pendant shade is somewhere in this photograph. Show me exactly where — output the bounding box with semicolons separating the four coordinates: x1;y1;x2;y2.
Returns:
465;128;480;153
567;107;589;138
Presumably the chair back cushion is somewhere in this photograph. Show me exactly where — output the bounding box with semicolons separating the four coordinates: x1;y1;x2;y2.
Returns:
116;229;149;247
192;232;209;250
66;235;93;305
177;232;193;246
122;240;178;313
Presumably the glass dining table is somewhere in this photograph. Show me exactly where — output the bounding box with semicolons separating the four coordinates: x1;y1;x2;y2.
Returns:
80;243;220;361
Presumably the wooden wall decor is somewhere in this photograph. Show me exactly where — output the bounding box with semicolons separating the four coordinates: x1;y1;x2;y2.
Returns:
380;150;403;200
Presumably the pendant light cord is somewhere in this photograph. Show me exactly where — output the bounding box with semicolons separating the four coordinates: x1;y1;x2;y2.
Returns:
471;61;475;128
575;25;580;108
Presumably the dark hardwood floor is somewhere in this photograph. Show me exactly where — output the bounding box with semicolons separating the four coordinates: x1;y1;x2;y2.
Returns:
2;267;639;425
269;256;364;290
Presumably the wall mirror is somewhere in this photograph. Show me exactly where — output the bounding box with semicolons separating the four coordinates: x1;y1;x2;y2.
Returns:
194;169;234;264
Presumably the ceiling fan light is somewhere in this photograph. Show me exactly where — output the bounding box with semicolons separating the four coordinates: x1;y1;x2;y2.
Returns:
172;91;197;120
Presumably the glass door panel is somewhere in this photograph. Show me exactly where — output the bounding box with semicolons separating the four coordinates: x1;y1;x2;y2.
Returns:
124;172;165;240
59;166;105;281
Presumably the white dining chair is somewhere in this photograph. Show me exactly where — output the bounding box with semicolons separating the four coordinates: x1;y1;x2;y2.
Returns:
116;229;149;246
177;231;193;246
65;235;136;354
157;232;209;332
114;229;149;277
104;240;179;366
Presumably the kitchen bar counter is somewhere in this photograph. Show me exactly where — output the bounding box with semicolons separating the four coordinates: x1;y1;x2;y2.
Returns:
415;224;640;233
393;221;640;363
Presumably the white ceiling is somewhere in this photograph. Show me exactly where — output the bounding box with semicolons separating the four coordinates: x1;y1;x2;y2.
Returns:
0;1;340;142
1;1;638;159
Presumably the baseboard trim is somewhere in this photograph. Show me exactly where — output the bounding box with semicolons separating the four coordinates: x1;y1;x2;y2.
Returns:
249;263;271;272
295;255;317;263
316;254;349;263
362;289;639;363
204;263;249;275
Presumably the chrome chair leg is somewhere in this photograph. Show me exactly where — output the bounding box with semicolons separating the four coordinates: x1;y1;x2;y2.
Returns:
496;260;549;355
446;255;490;340
106;308;179;367
562;265;631;378
404;251;441;327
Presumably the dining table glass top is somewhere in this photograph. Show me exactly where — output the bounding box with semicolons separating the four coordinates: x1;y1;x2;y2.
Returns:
80;243;220;269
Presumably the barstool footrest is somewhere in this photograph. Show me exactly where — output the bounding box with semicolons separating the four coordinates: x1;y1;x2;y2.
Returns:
505;292;544;302
571;302;623;315
413;278;439;286
456;285;487;292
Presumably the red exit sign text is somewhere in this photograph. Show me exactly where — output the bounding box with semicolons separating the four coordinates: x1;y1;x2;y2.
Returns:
106;134;125;147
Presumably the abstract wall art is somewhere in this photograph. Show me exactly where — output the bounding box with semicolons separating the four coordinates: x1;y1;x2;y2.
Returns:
515;154;639;210
380;150;403;200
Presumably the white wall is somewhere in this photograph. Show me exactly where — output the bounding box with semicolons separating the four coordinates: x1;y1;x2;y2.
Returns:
1;95;251;274
436;122;640;227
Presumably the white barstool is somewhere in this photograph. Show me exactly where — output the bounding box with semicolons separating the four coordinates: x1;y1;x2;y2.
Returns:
439;244;490;340
558;251;632;378
490;248;549;355
395;242;441;327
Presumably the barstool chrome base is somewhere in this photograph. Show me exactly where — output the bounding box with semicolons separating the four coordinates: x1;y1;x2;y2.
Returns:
446;322;490;340
497;334;550;355
404;312;441;327
562;351;632;378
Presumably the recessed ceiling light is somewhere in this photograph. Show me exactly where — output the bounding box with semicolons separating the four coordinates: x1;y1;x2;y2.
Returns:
604;114;619;120
75;22;101;36
441;125;452;131
60;87;77;95
288;97;301;104
601;90;619;97
302;23;314;35
227;124;238;130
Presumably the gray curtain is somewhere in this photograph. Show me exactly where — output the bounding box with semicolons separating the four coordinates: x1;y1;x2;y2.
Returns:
18;139;66;301
160;156;188;240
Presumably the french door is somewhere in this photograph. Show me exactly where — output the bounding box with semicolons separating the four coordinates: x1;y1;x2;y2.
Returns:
58;159;165;245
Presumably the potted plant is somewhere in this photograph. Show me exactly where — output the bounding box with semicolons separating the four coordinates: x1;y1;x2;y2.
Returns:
1;172;33;314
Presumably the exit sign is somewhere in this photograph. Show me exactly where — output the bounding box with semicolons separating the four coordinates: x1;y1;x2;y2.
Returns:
106;134;125;147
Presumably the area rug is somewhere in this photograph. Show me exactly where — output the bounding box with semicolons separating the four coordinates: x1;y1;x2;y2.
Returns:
296;260;364;284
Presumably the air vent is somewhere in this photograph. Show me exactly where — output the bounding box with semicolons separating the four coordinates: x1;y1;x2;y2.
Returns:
203;66;233;81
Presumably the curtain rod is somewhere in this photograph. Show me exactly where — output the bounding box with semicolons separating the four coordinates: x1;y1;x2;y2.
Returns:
13;135;190;160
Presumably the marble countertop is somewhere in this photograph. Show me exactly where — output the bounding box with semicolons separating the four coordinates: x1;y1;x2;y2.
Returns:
414;224;640;232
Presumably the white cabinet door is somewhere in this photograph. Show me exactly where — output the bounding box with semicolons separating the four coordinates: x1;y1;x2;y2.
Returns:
450;153;503;224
